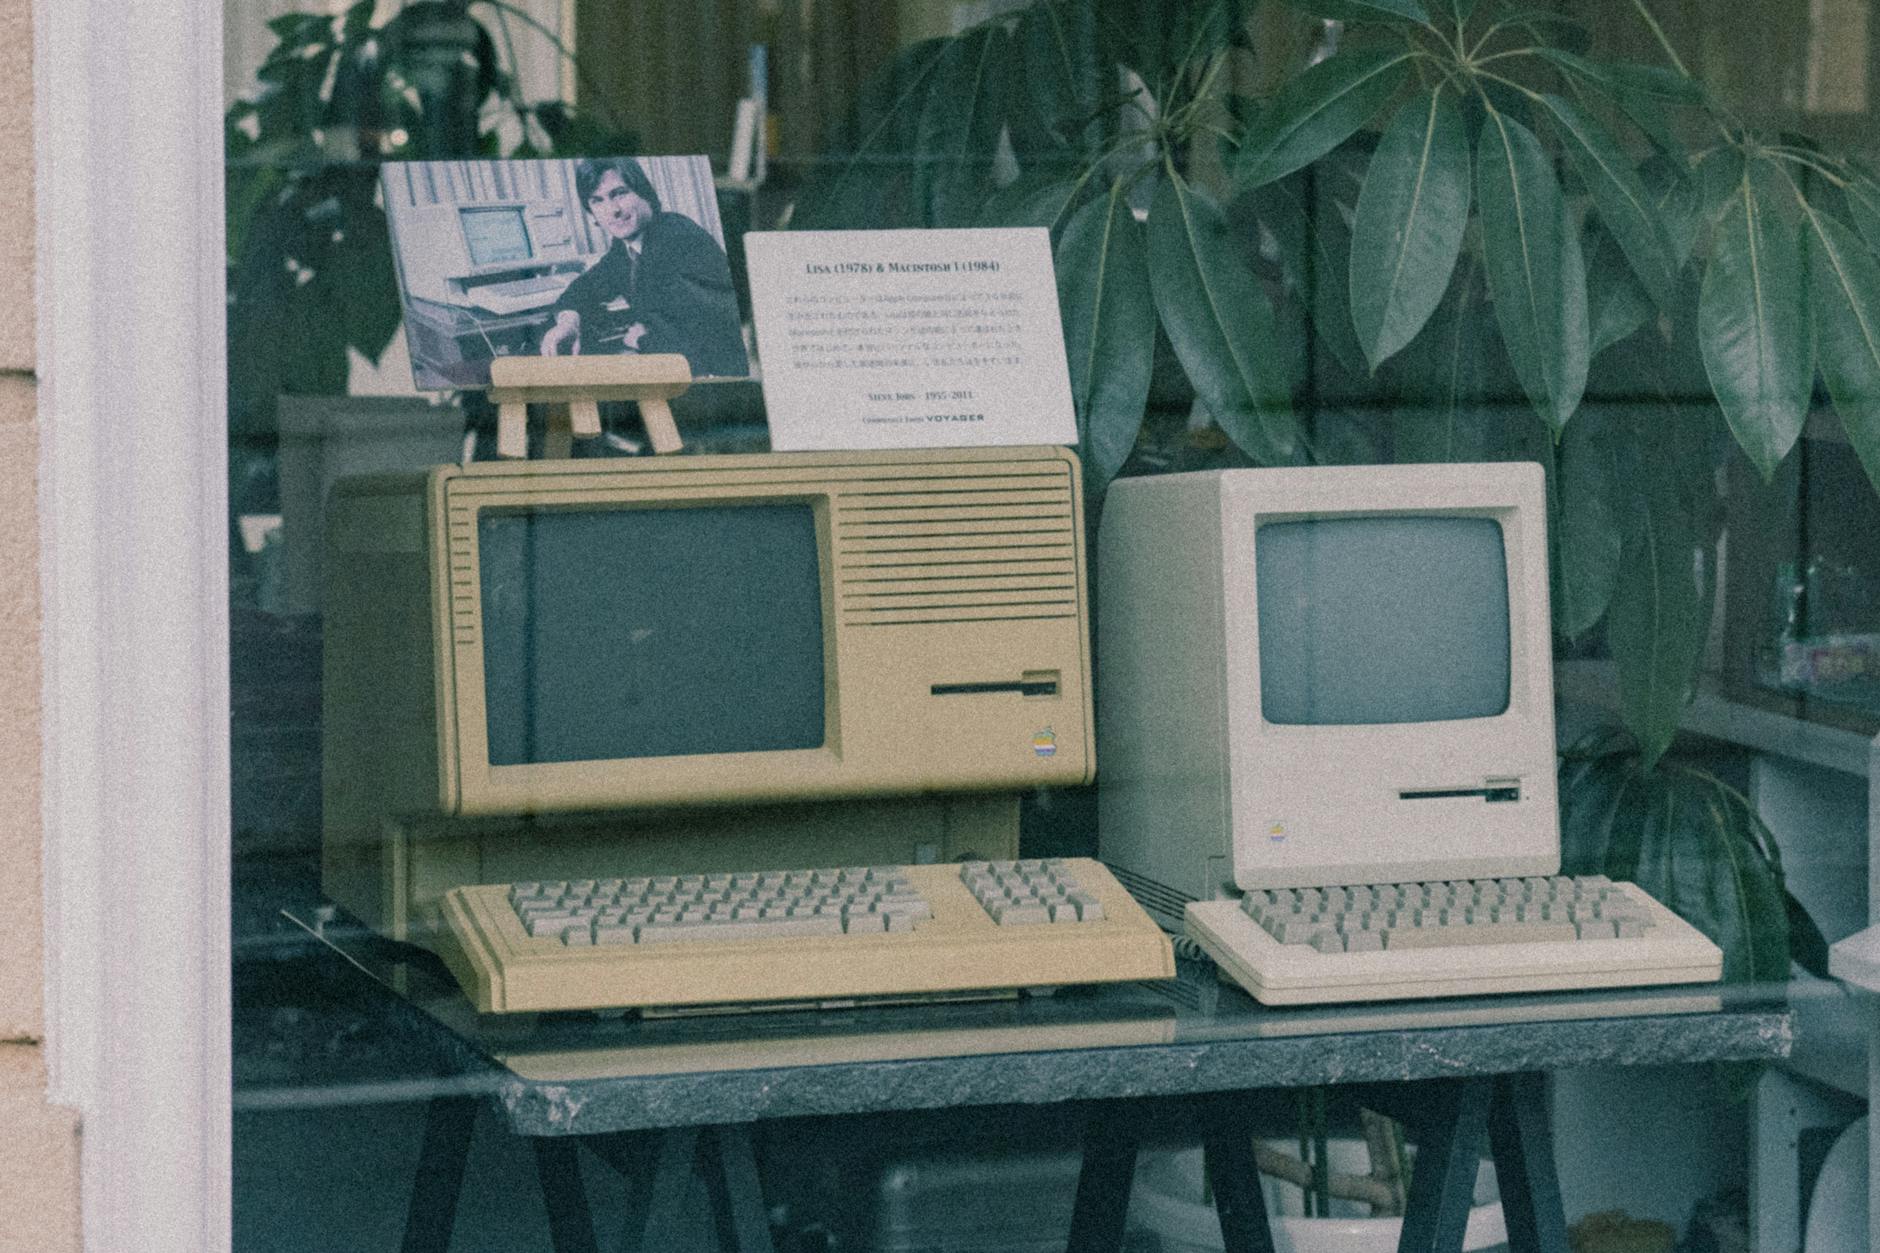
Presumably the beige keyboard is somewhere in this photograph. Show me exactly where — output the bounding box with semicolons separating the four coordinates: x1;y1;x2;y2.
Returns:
1186;875;1722;1006
439;857;1175;1014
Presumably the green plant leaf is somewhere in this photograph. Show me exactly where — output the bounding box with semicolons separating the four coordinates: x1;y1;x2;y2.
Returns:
1610;89;1686;159
1349;89;1471;369
1557;730;1634;876
1606;426;1714;771
791;37;952;230
1247;176;1367;377
1698;162;1813;481
1535;93;1678;309
1096;0;1236;85
1553;406;1622;638
1475;107;1589;434
266;11;334;42
1800;207;1880;497
339;0;373;41
1559;744;1798;985
1058;182;1157;492
1147;171;1299;463
1011;0;1102;160
1386;267;1500;462
1448;0;1481;23
1839;174;1880;256
1531;47;1705;102
326;196;402;361
1586;229;1653;356
976;172;1084;237
1639;153;1700;265
1284;0;1430;23
1668;770;1791;986
1236;46;1414;189
1694;146;1748;228
915;25;1015;227
1786;888;1830;978
1485;9;1585;30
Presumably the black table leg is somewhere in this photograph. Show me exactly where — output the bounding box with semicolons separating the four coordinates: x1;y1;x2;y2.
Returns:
1200;1099;1277;1253
534;1138;601;1253
401;1095;478;1253
1488;1073;1569;1253
628;1126;702;1253
1396;1077;1492;1253
1066;1102;1144;1253
701;1125;777;1253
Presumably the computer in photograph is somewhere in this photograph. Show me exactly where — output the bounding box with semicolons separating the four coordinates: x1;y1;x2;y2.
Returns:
1096;461;1720;1005
394;197;585;316
321;445;1171;1014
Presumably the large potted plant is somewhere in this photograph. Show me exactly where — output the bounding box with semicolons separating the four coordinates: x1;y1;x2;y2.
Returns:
794;0;1863;986
224;0;632;483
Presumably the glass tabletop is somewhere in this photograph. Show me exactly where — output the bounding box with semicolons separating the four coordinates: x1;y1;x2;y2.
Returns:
275;906;1780;1096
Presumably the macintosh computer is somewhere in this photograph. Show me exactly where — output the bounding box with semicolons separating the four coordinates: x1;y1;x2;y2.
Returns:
321;445;1172;1013
1096;462;1720;1004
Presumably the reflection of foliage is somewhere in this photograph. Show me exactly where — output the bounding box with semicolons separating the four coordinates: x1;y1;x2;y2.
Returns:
1560;728;1829;985
796;0;1861;978
798;0;1880;774
225;0;633;430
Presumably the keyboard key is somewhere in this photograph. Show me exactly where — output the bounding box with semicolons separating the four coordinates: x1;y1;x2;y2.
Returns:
1383;922;1578;949
639;916;844;945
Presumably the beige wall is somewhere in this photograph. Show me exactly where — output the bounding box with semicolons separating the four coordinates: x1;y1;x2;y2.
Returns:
0;0;82;1248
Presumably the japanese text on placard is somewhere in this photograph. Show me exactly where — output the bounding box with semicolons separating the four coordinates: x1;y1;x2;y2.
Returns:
779;290;1024;372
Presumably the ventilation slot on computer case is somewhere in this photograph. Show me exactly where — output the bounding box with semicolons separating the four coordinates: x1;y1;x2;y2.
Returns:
833;473;1080;626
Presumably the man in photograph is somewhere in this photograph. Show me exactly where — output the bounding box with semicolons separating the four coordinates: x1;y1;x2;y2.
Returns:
539;156;750;378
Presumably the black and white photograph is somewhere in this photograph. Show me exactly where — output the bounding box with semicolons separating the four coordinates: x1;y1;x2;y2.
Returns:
382;155;750;389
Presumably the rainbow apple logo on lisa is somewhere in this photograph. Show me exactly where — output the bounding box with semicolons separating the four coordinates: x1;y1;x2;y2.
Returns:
1032;728;1056;757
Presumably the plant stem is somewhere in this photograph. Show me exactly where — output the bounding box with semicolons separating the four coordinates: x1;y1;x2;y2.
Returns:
468;0;628;132
1626;0;1691;79
1469;14;1564;60
481;5;540;144
1404;47;1469;96
1473;68;1544;104
1765;148;1848;187
1421;16;1465;62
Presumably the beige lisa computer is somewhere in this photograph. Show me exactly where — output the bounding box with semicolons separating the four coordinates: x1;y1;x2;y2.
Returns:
321;444;1174;1013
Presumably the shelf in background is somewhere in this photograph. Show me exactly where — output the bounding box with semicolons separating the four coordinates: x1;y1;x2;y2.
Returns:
1556;660;1879;778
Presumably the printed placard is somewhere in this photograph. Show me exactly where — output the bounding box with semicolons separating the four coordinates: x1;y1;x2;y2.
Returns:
745;228;1076;450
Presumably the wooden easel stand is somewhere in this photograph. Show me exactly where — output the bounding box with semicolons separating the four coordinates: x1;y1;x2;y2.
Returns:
487;353;694;458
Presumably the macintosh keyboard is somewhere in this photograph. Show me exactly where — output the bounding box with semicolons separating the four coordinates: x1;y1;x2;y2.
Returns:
439;858;1174;1014
1186;875;1722;1005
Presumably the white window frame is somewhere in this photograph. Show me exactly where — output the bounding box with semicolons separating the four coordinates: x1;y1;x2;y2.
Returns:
36;0;231;1249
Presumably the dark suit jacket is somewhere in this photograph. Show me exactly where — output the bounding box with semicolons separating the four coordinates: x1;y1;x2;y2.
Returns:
550;213;749;378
